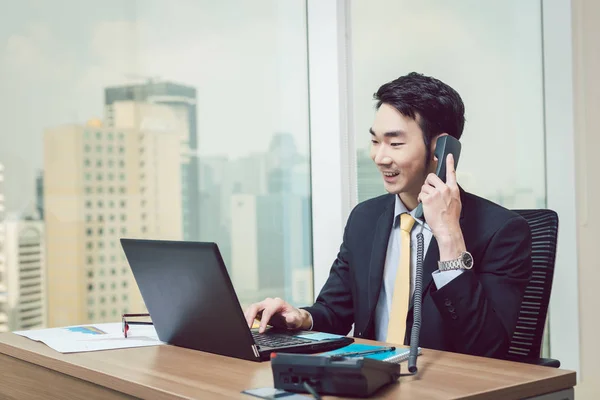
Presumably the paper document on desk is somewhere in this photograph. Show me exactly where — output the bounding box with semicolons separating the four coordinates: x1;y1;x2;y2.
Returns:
13;322;165;353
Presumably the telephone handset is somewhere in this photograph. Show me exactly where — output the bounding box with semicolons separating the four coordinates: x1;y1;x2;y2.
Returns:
414;135;462;220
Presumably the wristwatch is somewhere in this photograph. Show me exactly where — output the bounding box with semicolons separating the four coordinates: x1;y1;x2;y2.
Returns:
438;251;474;271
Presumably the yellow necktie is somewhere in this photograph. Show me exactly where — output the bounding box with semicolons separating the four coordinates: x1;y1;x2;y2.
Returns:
386;213;416;344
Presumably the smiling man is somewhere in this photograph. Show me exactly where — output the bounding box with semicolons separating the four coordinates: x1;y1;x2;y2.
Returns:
245;72;532;358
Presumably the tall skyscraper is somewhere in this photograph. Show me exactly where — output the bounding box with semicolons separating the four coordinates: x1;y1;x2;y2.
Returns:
35;171;44;220
0;163;7;332
44;117;182;327
105;81;199;241
3;216;46;331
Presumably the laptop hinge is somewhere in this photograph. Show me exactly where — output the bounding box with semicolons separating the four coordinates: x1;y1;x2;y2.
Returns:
252;345;260;358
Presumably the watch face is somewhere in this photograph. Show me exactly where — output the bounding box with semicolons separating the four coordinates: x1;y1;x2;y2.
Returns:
461;252;474;269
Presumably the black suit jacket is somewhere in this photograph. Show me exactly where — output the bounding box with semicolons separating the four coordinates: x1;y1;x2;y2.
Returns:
303;189;532;359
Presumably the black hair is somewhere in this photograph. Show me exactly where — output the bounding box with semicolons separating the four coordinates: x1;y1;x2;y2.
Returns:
374;72;465;165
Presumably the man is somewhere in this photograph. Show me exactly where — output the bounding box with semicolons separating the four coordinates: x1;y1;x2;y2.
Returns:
244;72;532;358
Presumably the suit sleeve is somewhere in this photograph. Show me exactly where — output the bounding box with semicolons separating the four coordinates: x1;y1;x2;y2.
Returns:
430;216;532;358
301;211;355;335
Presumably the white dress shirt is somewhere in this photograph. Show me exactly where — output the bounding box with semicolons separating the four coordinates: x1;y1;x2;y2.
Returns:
374;195;463;342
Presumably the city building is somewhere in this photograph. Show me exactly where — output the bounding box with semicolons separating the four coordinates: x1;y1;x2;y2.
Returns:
44;117;182;327
2;216;46;331
105;81;200;241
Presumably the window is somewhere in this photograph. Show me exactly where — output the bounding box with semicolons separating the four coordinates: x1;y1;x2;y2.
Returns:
111;282;116;290
88;298;94;306
99;255;105;263
88;284;93;292
84;159;90;167
6;1;313;329
111;268;116;275
88;312;95;320
87;269;93;277
85;187;92;194
100;283;105;290
100;310;106;318
100;297;106;304
98;215;104;222
87;257;93;266
86;228;92;236
99;268;105;276
98;227;104;235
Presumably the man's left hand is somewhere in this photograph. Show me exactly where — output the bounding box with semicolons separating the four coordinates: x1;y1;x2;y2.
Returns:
418;153;467;261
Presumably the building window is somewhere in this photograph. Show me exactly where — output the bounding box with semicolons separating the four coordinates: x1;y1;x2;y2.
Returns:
86;228;93;236
119;187;126;194
99;255;105;263
142;226;147;233
122;267;128;275
88;312;95;320
97;187;104;194
84;159;91;167
96;132;102;139
84;144;91;152
96;145;102;153
86;242;93;250
108;133;114;140
87;269;93;277
88;298;94;306
109;201;115;208
109;187;115;194
98;227;104;235
85;200;92;208
107;146;113;153
120;201;126;208
111;256;116;263
98;241;105;249
112;296;117;303
108;172;114;181
96;160;102;167
100;297;106;304
88;283;93;292
85;187;92;194
99;268;105;276
84;131;91;139
97;200;103;208
122;281;128;288
96;173;103;181
111;268;116;275
100;283;105;290
121;227;127;235
119;160;125;168
118;132;124;140
108;159;114;167
119;173;125;181
110;214;115;221
98;215;104;222
112;309;118;317
119;146;125;154
111;282;116;290
87;257;93;266
122;294;128;301
101;310;106;318
110;227;115;235
86;214;92;222
85;172;92;181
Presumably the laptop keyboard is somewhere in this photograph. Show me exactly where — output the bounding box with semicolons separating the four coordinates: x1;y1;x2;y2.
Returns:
252;331;313;348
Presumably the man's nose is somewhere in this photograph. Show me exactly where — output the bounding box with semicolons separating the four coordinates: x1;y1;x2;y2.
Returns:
374;146;393;165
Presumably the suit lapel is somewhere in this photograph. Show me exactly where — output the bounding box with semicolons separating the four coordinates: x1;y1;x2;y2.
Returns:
365;196;396;327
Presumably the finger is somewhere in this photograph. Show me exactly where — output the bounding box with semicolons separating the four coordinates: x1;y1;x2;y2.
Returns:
446;153;457;187
425;173;445;188
244;302;264;328
421;184;434;195
259;306;276;333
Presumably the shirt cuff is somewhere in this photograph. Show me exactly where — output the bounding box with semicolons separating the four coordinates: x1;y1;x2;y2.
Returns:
307;311;314;330
432;269;464;289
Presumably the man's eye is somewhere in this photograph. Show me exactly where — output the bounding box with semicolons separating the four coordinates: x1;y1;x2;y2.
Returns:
391;143;405;147
371;140;379;144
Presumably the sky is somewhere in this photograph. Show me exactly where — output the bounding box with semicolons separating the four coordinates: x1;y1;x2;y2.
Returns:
0;0;547;212
0;0;309;211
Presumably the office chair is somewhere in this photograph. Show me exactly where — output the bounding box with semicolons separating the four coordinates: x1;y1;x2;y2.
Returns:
507;209;560;368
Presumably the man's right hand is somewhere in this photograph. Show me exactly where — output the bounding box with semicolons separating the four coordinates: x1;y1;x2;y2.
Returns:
244;297;313;333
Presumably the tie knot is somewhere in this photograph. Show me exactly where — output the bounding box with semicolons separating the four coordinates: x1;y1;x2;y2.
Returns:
400;213;416;232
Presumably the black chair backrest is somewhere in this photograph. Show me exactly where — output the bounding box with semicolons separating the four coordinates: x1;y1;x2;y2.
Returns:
508;209;559;360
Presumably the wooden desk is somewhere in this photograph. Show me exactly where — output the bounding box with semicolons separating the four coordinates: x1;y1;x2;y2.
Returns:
0;333;575;400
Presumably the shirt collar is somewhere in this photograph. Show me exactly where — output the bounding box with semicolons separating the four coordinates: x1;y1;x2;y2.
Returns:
393;195;430;231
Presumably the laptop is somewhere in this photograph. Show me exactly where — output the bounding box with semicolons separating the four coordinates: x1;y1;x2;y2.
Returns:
120;239;353;362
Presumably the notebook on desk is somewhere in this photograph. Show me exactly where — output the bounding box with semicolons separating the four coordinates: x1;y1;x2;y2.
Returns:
320;343;422;363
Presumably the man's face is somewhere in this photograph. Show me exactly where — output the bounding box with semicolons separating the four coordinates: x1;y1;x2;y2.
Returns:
369;103;430;198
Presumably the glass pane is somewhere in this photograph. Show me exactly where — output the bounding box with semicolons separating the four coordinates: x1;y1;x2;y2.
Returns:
0;0;312;330
351;0;548;353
